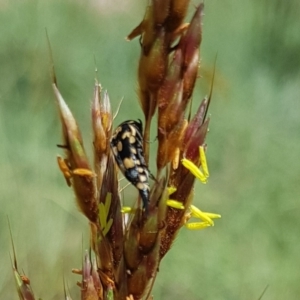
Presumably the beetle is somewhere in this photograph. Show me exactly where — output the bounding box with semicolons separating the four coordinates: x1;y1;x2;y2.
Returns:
110;119;152;212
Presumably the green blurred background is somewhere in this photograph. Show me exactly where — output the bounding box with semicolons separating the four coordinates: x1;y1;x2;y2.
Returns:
0;0;299;299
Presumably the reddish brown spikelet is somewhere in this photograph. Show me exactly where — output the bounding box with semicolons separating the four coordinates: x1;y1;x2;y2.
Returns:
157;118;186;171
53;83;98;223
139;208;160;254
142;28;167;92
180;3;204;68
9;223;35;300
165;0;191;31
13;268;35;300
184;97;209;144
126;258;148;299
186;117;210;161
182;50;199;101
98;156;123;269
138;28;167;123
81;251;100;300
128;232;161;299
157;48;183;111
92;83;112;191
156;49;185;170
124;210;143;270
92;83;107;157
152;0;171;25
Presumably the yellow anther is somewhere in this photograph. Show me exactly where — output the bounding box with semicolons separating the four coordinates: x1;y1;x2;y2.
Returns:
166;200;185;210
202;212;221;219
190;205;214;225
181;158;207;183
185;222;211;230
57;156;71;177
57;156;72;186
71;268;82;275
167;186;177;195
199;146;209;177
121;206;135;214
73;168;96;177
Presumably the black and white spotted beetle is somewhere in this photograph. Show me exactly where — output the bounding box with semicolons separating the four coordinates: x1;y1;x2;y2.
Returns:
110;119;152;212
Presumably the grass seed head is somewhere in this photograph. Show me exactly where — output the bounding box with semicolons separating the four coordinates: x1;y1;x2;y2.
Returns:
49;1;221;299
